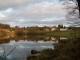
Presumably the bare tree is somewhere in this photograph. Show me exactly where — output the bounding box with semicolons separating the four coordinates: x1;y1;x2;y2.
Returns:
76;0;80;17
60;0;80;17
60;0;80;26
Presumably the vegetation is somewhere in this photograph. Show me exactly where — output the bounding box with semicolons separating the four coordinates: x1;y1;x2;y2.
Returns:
46;30;80;37
27;37;80;60
0;30;7;37
0;23;80;38
0;23;80;60
0;0;80;60
60;0;80;18
76;0;80;17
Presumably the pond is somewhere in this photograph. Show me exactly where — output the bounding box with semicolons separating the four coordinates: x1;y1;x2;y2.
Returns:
0;36;58;60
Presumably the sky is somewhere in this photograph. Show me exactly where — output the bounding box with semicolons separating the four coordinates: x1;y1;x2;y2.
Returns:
0;0;78;27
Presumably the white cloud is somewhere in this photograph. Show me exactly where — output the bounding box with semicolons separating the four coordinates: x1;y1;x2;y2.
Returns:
0;0;60;9
0;0;78;27
9;2;66;21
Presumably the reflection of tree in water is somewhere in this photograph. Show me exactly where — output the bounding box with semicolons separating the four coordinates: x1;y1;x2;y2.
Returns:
24;35;59;42
0;39;10;44
0;30;7;38
0;35;59;44
27;37;80;60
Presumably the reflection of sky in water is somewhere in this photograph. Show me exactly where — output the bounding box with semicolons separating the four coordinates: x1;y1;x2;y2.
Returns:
0;40;58;60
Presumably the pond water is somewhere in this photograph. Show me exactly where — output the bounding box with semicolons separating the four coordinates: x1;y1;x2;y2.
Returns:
0;37;58;60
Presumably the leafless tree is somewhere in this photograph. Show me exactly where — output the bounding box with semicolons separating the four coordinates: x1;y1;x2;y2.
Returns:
60;0;80;26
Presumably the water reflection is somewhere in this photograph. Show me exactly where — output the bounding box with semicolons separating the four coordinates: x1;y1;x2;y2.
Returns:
0;36;59;44
0;35;78;60
60;37;68;40
0;36;58;60
0;35;75;44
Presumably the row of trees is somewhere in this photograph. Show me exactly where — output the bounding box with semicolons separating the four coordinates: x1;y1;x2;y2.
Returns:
0;23;80;32
0;23;10;29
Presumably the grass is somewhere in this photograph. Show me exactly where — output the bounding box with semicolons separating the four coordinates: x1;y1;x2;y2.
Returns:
45;30;80;37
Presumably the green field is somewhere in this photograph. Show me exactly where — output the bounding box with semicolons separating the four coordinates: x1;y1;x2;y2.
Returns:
46;31;80;37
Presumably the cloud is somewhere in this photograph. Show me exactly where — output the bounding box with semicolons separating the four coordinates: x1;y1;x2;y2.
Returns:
0;0;34;9
0;0;74;27
17;2;65;16
0;0;60;9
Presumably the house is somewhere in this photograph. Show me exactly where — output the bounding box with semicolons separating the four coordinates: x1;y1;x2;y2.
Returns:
39;27;50;32
44;27;50;32
51;27;58;31
60;28;68;31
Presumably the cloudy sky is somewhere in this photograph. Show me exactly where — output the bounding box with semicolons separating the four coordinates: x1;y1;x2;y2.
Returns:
0;0;78;27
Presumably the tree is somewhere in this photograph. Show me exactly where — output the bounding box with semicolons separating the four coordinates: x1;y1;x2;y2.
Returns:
58;24;63;28
0;23;10;29
60;0;80;26
76;0;80;17
60;0;80;17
